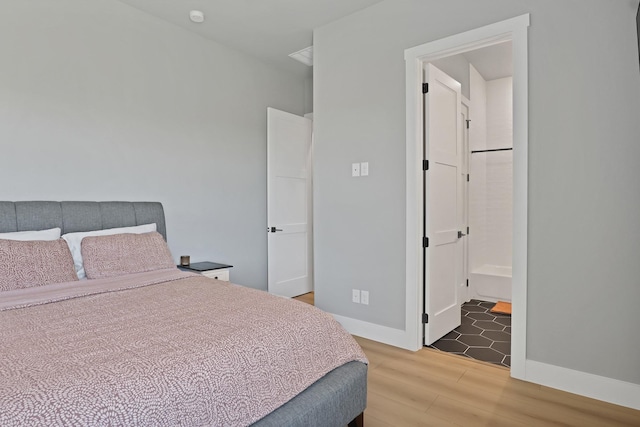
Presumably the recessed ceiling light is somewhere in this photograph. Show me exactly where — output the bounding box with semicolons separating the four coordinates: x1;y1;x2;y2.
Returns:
289;46;313;67
189;10;205;23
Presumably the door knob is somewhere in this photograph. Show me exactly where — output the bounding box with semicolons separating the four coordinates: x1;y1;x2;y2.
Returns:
458;231;467;239
269;227;283;233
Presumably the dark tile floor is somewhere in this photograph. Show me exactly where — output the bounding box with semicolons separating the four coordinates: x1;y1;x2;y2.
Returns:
428;300;511;368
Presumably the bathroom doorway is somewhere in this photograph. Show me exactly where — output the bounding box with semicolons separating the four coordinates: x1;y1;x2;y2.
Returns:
404;14;529;377
423;43;514;367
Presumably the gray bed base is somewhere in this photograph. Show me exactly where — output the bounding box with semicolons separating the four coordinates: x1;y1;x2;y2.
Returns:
252;361;366;427
0;201;367;427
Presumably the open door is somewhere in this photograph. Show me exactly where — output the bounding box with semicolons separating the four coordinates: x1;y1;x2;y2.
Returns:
267;108;313;298
423;64;462;345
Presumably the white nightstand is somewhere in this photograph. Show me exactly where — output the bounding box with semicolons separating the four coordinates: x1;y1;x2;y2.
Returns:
178;262;233;282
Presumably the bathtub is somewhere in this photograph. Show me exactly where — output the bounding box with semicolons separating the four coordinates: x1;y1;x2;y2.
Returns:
469;264;512;302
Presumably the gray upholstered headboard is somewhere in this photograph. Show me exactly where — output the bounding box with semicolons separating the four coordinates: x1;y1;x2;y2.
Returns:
0;201;167;240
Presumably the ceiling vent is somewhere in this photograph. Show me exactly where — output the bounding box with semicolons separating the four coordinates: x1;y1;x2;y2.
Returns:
288;46;313;66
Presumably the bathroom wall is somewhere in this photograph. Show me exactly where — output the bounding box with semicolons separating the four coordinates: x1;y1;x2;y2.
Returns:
468;65;488;273
469;71;513;301
484;77;513;268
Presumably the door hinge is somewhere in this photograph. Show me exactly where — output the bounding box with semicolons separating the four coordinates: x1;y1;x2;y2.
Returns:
467;174;470;182
422;159;429;171
467;226;469;235
422;237;429;248
466;119;471;129
422;83;429;93
422;313;429;324
466;279;469;287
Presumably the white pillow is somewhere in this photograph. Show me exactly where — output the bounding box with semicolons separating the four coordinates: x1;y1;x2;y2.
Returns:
0;227;61;241
62;223;157;279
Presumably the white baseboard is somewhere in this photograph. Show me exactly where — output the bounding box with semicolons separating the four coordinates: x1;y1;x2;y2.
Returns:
525;360;640;411
330;313;409;349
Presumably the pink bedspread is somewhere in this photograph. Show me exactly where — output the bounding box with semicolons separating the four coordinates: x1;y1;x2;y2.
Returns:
0;270;367;426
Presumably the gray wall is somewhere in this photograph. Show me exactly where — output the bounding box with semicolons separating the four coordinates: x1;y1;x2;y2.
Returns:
304;75;314;114
0;0;307;289
314;0;640;384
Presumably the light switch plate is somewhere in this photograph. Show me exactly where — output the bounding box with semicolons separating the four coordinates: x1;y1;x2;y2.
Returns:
352;289;361;303
361;290;369;305
352;163;360;177
360;162;369;176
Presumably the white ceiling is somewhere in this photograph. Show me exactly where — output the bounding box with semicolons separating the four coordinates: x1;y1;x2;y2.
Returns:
462;41;513;81
116;0;385;77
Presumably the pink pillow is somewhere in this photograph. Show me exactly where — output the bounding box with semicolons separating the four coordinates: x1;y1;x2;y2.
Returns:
81;232;175;279
0;239;78;291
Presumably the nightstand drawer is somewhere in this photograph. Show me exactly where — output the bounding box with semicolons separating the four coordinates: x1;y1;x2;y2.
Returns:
178;261;233;281
201;269;229;281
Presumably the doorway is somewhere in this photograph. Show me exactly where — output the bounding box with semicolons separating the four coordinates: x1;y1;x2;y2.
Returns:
425;45;514;367
404;14;529;379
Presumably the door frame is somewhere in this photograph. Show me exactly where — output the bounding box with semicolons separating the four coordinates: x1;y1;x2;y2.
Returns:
404;14;529;379
459;95;470;307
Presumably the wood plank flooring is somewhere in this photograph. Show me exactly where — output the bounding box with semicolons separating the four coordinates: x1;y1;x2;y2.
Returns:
292;292;640;426
294;291;314;306
355;336;640;426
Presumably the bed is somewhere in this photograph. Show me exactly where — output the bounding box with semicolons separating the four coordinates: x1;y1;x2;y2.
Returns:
0;201;367;427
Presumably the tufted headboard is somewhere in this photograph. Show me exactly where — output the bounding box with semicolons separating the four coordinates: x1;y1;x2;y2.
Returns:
0;201;166;240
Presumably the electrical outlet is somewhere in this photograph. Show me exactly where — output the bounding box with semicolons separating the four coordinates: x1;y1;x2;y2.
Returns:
360;162;369;176
351;163;360;177
352;289;360;303
361;290;369;305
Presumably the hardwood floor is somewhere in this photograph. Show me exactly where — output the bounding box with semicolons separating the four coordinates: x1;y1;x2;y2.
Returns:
292;293;640;426
294;291;314;305
355;336;640;426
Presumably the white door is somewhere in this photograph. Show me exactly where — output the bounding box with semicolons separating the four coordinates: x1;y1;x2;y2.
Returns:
424;64;462;345
457;99;470;306
267;108;313;297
